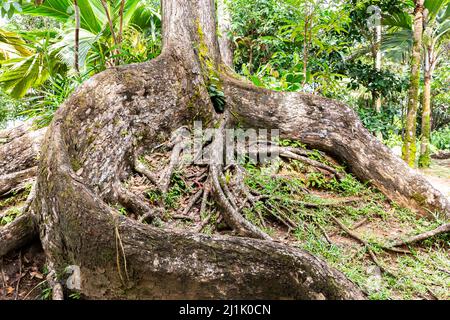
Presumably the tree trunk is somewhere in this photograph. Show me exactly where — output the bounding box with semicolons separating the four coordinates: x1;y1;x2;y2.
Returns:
372;22;382;140
373;23;382;113
0;0;448;300
74;0;80;73
217;0;234;68
402;0;424;167
419;44;435;168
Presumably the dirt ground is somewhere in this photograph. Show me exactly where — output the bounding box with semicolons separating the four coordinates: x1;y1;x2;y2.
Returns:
421;159;450;200
0;242;47;300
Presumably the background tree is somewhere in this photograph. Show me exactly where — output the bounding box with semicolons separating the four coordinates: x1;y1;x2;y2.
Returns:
402;0;424;167
383;0;450;167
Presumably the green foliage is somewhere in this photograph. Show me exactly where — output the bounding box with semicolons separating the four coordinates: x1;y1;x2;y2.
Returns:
356;104;403;138
342;60;408;100
146;172;191;210
431;126;450;150
0;1;23;19
40;286;52;300
0;88;25;128
0;206;21;225
69;292;81;300
0;0;162;123
20;74;80;128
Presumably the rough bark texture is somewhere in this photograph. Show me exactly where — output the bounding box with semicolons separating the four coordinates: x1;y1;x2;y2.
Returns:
0;0;448;300
402;0;424;167
0;121;44;176
0;213;37;257
419;72;432;168
222;74;450;216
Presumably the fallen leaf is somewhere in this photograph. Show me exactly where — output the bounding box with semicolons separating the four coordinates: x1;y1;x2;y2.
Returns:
30;271;44;279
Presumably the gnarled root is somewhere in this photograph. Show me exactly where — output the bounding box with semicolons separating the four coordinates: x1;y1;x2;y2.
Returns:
115;183;157;221
209;120;271;240
390;223;450;247
223;74;450;218
0;167;37;197
0;212;37;257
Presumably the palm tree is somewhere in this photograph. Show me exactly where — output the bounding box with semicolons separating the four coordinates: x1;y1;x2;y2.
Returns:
402;0;424;168
74;0;81;73
383;0;450;167
419;0;450;167
0;0;161;97
0;29;65;98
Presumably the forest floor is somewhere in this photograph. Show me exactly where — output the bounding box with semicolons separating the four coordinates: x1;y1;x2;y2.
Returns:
0;147;449;300
421;158;450;200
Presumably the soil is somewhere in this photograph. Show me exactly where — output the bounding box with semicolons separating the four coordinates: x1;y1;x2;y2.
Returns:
421;159;450;199
0;241;46;300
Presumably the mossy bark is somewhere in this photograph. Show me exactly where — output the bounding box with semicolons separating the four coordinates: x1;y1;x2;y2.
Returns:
419;73;432;168
402;0;424;168
419;38;436;169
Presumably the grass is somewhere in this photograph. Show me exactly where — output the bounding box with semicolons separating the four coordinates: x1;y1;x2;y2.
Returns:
239;148;450;300
145;171;192;211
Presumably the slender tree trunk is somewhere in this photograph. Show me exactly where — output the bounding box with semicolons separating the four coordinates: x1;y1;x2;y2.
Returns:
402;0;424;167
118;0;126;51
373;24;382;113
73;0;80;73
101;0;119;65
217;0;234;68
419;48;433;168
302;18;310;87
371;23;383;140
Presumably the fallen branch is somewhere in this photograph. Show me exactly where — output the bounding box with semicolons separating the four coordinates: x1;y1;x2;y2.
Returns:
390;223;450;247
331;216;396;275
134;158;159;185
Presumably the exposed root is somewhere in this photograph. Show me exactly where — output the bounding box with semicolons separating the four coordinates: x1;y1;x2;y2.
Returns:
134;158;158;185
0;167;36;197
209;119;271;240
116;184;157;221
46;269;64;300
21;182;37;215
390;223;450;247
331;216;398;276
278;149;344;179
159;127;191;193
52;283;64;300
179;189;204;217
200;183;210;216
252;195;359;208
211;164;270;239
195;185;212;232
0;213;37;258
